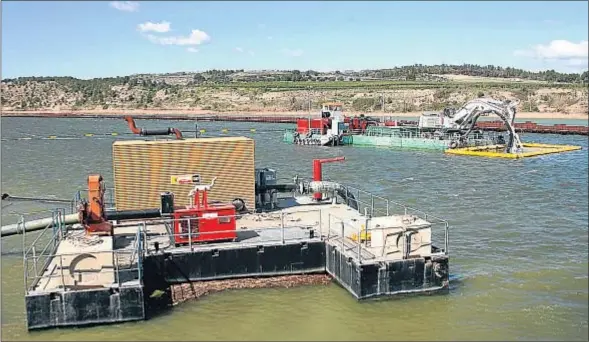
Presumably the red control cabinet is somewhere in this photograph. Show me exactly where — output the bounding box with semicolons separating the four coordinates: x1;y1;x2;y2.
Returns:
172;203;237;245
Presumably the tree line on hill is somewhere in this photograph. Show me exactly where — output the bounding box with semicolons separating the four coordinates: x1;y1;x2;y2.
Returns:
2;64;588;87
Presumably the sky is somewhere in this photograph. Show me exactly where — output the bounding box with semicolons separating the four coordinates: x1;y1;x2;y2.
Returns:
1;1;588;79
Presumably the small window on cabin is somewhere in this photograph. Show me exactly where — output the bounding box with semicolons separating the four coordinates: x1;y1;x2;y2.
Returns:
218;217;231;224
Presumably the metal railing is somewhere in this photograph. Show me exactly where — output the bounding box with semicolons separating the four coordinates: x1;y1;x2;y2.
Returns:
20;181;448;294
285;125;500;147
138;206;325;255
21;206;143;295
20;208;67;294
319;178;449;258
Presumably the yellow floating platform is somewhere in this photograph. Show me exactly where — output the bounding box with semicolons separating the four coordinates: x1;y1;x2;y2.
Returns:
445;143;583;159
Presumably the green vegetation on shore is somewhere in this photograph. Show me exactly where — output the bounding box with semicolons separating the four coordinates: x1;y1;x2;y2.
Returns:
1;65;588;114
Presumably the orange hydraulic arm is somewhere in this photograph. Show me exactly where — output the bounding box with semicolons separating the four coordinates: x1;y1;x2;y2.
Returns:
80;174;113;236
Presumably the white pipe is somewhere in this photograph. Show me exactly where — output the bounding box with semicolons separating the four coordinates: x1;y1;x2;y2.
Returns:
1;213;80;237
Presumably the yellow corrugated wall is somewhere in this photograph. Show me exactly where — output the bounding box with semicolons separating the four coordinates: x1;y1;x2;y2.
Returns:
112;137;256;211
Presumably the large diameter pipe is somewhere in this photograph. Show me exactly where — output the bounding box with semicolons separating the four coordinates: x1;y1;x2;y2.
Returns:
106;209;161;221
1;213;80;237
0;209;162;238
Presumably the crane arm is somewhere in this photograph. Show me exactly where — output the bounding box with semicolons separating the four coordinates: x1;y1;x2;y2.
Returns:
443;98;523;153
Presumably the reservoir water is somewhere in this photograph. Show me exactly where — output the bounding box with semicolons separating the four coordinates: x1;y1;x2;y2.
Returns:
1;117;587;341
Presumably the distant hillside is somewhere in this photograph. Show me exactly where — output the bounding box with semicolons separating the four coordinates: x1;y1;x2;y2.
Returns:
1;65;588;114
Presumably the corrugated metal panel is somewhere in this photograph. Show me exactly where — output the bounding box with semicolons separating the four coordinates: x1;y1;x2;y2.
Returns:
112;137;255;211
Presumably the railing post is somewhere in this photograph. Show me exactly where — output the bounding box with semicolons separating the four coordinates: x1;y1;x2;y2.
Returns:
404;207;407;216
21;215;27;294
116;252;121;288
327;213;331;239
340;222;345;252
32;246;38;279
138;224;144;284
357;219;363;265
386;199;389;216
52;211;57;249
280;211;285;244
318;209;322;238
445;222;449;255
188;218;193;252
371;196;374;217
59;255;66;290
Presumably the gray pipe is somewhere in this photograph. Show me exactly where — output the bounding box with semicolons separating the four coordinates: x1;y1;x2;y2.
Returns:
1;213;80;237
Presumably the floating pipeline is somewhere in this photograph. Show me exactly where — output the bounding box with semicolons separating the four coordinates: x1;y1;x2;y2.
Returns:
170;274;332;306
4;112;587;135
445;143;583;159
475;120;588;136
0;128;274;142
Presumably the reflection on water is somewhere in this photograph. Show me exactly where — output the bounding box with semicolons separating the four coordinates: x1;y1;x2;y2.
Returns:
1;117;588;341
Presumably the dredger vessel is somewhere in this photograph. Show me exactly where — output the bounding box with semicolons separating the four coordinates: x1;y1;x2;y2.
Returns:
283;98;582;158
1;118;450;331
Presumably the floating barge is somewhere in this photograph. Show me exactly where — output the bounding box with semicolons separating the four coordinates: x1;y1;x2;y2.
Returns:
6;126;450;331
445;142;583;159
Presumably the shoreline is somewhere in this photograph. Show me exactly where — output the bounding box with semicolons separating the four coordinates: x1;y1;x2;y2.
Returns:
1;109;588;120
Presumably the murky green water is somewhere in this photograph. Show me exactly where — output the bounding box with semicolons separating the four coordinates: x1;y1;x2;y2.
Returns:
1;117;588;341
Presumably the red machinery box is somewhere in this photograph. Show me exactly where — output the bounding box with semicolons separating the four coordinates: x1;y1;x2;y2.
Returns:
172;203;237;245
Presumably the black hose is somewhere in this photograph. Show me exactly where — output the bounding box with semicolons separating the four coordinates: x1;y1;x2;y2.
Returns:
1;194;73;203
106;209;162;221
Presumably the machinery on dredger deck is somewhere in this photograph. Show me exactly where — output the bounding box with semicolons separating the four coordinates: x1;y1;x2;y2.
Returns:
285;97;528;153
284;97;582;158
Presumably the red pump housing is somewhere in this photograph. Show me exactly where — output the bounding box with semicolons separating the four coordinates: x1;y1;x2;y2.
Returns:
172;181;237;246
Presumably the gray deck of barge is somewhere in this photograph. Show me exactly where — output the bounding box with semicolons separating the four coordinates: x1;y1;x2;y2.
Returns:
21;192;449;331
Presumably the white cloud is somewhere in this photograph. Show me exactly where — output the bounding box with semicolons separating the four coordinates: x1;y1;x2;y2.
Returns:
146;29;211;46
186;47;198;53
281;48;304;57
514;40;588;59
248;50;255;56
109;1;139;12
267;36;273;40
514;39;588;71
234;47;244;53
258;23;266;29
137;21;171;33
